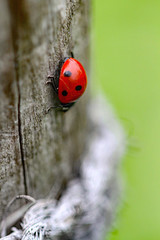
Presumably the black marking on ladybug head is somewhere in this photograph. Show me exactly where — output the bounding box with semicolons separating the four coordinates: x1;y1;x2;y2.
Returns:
75;85;82;91
62;90;68;96
64;71;72;77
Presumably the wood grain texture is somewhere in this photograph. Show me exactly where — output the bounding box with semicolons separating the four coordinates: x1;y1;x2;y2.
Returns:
0;98;125;240
0;0;24;220
0;0;90;221
0;0;126;239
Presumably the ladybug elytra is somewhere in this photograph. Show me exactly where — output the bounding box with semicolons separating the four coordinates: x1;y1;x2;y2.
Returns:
58;58;87;106
47;56;87;112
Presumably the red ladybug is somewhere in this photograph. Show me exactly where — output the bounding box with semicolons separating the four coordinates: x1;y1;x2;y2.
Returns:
58;58;87;105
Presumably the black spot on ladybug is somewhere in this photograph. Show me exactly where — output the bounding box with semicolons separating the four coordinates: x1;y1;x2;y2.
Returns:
62;90;68;96
75;85;82;91
64;71;72;77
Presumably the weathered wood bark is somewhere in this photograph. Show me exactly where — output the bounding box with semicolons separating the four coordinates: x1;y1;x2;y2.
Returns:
0;0;125;240
0;0;89;214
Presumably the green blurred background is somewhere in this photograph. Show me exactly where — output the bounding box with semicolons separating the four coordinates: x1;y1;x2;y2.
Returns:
93;0;160;240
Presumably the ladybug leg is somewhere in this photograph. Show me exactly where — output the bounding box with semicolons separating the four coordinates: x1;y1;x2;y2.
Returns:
46;75;59;93
46;80;53;85
46;105;63;113
46;74;54;85
46;103;73;113
47;74;54;78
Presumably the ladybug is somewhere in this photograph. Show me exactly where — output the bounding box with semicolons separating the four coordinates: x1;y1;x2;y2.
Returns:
58;57;87;105
47;57;87;111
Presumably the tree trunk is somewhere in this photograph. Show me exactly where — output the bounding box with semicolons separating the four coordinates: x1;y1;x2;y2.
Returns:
0;0;125;239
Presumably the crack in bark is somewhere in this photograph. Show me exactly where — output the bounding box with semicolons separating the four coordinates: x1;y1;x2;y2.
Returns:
17;79;28;195
7;0;28;195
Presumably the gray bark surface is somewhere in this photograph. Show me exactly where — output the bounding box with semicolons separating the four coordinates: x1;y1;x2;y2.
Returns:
0;0;125;239
0;0;89;217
